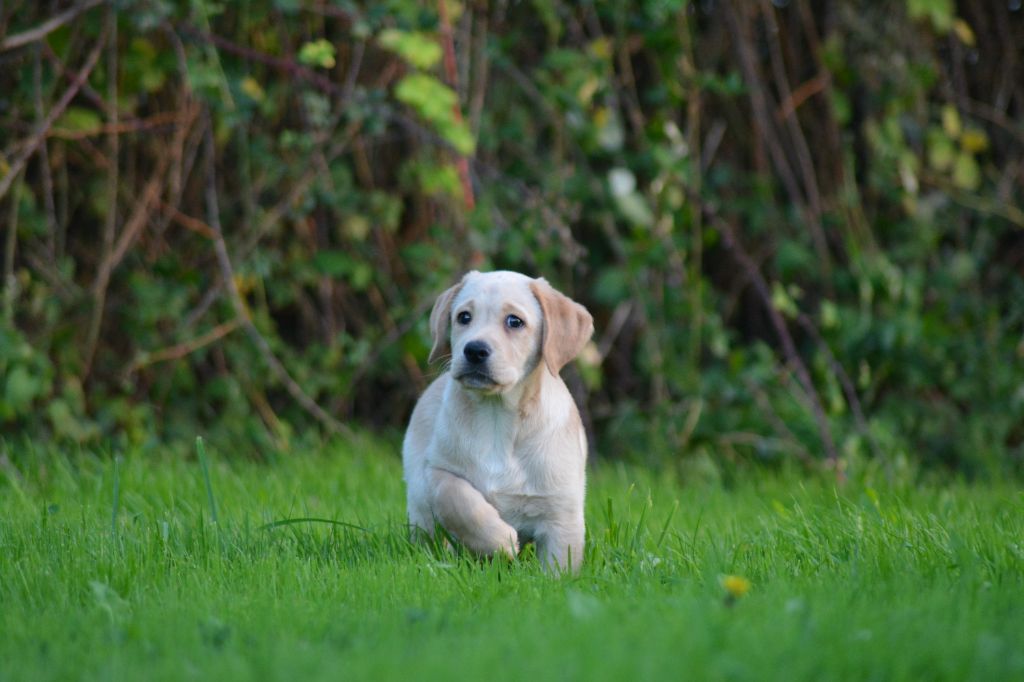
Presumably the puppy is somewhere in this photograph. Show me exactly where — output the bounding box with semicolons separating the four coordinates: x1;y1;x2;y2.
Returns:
403;271;594;572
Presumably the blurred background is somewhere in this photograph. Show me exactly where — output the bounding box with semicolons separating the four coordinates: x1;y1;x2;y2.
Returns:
0;0;1022;478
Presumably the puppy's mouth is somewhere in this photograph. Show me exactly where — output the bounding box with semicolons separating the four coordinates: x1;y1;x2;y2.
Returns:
455;370;499;390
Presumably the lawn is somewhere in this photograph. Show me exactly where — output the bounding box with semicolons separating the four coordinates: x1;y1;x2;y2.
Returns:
1;436;1022;681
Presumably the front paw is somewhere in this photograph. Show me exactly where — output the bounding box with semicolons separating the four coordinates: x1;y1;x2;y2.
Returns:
489;520;520;559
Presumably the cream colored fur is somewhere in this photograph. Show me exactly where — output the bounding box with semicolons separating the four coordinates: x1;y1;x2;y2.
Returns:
402;270;594;572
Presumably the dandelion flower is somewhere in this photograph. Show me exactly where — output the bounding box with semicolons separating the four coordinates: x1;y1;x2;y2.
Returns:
721;574;752;600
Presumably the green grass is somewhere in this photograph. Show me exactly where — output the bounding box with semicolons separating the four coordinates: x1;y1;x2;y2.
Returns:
2;437;1023;681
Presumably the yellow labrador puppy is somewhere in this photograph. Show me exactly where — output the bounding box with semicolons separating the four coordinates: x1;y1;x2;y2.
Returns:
403;270;594;572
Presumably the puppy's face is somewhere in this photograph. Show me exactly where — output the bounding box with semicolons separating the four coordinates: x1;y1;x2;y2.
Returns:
447;271;543;393
428;271;594;395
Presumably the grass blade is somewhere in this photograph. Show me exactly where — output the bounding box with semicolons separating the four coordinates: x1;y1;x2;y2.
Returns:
195;436;218;525
258;517;368;532
656;499;679;549
110;455;120;537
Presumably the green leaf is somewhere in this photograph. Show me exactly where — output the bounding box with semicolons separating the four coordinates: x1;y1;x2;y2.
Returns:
771;282;800;319
412;161;463;200
298;39;336;69
394;74;475;155
343;215;371;242
941;104;962;138
349;262;372;291
927;128;956;172
951;152;980;190
312;250;351;277
960;128;988;153
3;365;43;415
124;38;169;94
830;91;851;126
821;301;839;329
55;106;102;134
46;398;100;442
907;0;954;32
378;29;442;70
614;193;654;228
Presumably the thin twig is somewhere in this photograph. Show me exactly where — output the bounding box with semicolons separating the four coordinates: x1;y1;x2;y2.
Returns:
109;165;164;270
961;97;1024;148
793;311;885;467
715;215;842;479
923;172;1024;228
343;295;436;405
22;244;82;301
467;1;489;139
726;0;835;287
438;0;475;211
47;110;185;140
159;201;216;239
725;1;802;205
0;22;107;203
151;100;201;241
130;318;244;371
743;377;817;467
776;73;828;122
83;6;117;380
176;22;347;99
33;46;59;255
201;110;353;438
3;172;22;325
43;41;120;119
0;0;104;52
678;6;704;372
596;301;634;362
759;0;831;281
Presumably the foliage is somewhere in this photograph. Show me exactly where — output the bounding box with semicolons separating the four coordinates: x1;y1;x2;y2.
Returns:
0;0;1022;476
1;441;1022;680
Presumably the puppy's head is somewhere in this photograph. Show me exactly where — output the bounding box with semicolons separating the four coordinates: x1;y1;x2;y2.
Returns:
429;271;593;394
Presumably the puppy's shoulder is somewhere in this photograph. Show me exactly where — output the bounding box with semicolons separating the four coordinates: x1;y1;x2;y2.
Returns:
405;373;451;451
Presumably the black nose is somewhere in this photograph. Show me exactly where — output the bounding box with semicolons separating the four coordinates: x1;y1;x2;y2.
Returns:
463;340;491;365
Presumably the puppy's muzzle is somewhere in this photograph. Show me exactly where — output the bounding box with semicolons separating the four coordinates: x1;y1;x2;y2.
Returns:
463;340;491;365
457;340;497;388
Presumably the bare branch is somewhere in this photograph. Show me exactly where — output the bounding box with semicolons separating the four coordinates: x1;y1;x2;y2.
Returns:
130;318;244;371
0;0;104;53
82;6;118;380
0;22;108;202
715;215;842;480
201;109;354;439
2;173;22;325
438;0;476;212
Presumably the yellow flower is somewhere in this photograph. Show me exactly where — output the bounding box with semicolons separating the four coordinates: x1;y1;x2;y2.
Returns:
721;575;752;599
240;77;265;102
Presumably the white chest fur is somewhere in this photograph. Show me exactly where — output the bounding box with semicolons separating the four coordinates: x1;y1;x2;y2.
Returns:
429;381;528;497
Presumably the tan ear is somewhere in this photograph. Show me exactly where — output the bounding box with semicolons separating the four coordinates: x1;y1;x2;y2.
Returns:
530;278;594;376
427;278;466;364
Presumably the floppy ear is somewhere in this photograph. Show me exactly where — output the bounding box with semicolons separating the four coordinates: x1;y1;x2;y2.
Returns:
427;278;466;364
530;278;594;376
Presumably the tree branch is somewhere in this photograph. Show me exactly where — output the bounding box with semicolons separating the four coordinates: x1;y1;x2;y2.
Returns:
130;318;244;371
82;6;118;381
0;0;105;53
438;0;475;211
202;109;354;439
715;215;842;480
2;173;22;325
0;22;107;202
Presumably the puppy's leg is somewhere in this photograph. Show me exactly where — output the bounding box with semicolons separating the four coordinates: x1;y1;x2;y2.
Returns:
406;501;434;544
430;469;519;559
536;520;585;574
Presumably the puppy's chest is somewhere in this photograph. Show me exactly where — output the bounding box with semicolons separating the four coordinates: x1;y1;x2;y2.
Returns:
437;414;544;495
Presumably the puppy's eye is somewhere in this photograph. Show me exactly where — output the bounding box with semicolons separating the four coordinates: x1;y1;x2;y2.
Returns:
506;315;525;329
456;311;472;325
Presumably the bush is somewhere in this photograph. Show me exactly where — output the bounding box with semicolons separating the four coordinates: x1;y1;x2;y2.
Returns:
1;0;1021;476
